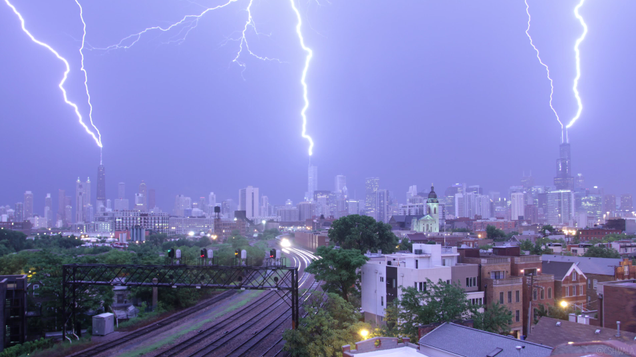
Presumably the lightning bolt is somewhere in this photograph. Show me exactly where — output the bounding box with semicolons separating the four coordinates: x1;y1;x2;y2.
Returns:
75;0;104;158
4;0;103;148
524;0;562;130
290;0;314;156
567;0;587;130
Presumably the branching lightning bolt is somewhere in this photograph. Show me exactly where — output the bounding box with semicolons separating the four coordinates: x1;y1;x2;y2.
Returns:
524;0;562;130
76;0;104;158
567;0;587;129
290;0;314;156
4;0;103;148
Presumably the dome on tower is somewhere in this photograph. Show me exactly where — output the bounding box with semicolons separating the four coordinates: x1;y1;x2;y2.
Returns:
427;185;438;203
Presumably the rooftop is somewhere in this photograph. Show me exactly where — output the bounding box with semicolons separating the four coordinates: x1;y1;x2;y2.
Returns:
419;323;552;357
541;261;575;281
527;317;636;348
541;255;621;276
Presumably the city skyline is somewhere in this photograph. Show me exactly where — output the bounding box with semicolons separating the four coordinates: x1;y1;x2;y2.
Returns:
1;1;636;214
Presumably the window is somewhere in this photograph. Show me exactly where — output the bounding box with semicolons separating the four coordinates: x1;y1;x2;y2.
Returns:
416;260;419;269
565;287;569;297
548;287;552;299
516;310;520;322
516;290;520;302
381;296;384;306
380;277;384;283
423;282;427;292
572;271;577;281
508;291;512;303
533;289;537;300
393;278;397;289
466;277;477;288
419;282;423;291
500;292;504;304
574;285;578;296
541;289;545;300
414;282;417;289
491;271;505;279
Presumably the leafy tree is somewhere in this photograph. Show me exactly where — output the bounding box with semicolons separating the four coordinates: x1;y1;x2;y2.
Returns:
473;302;512;334
398;237;412;252
486;225;506;240
541;225;556;236
583;246;620;258
328;215;399;254
479;244;493;250
305;246;368;302
603;234;635;243
451;228;471;233
519;239;534;252
393;279;474;340
283;292;369;357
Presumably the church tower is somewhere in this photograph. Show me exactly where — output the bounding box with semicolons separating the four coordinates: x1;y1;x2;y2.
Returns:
427;185;440;232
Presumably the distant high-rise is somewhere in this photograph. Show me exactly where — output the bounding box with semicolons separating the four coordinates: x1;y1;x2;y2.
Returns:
554;141;574;190
334;175;346;194
306;165;318;201
239;186;259;219
603;194;616;216
14;202;23;222
23;191;33;219
261;196;269;217
76;178;89;223
521;173;534;189
406;185;418;203
547;190;575;226
96;164;106;210
375;189;389;223
118;182;126;199
510;192;525;220
57;189;66;225
621;194;633;212
139;181;147;211
297;201;315;221
365;177;379;219
64;205;72;226
148;189;156;210
208;192;217;215
575;173;585;189
134;193;145;211
221;199;236;219
44;193;52;227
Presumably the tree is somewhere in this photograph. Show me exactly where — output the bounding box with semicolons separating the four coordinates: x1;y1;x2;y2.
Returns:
328;215;399;254
486;225;506;240
584;246;620;258
393;279;474;341
305;246;368;302
283;292;369;357
398;237;412;252
473;302;512;334
541;225;556;236
519;239;534;252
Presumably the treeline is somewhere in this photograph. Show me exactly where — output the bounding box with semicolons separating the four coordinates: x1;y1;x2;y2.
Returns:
0;230;83;256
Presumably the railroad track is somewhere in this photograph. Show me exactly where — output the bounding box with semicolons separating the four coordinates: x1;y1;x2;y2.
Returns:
189;278;320;357
69;290;236;357
156;272;313;357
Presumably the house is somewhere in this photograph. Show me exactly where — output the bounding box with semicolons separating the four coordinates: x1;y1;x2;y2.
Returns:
360;244;483;325
388;215;424;231
541;255;622;311
527;316;636;348
541;261;587;308
597;279;636;333
419;323;553;357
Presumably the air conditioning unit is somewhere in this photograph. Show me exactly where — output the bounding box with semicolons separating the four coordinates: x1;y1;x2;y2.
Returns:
414;249;423;254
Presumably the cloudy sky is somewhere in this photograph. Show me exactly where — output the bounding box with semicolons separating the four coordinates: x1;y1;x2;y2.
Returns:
1;0;635;213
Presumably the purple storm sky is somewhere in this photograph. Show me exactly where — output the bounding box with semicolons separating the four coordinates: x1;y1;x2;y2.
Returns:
1;0;635;212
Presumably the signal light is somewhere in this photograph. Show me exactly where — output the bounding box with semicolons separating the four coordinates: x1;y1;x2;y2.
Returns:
200;248;206;258
168;249;175;258
235;249;240;257
269;249;275;259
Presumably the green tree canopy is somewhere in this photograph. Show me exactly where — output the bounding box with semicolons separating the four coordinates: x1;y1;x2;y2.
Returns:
283;292;369;357
584;246;620;258
473;302;512;334
486;225;506;240
305;245;368;302
328;215;399;254
398;237;412;252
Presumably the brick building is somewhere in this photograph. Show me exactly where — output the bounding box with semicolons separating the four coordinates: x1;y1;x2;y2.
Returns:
541;261;587;309
577;227;622;242
597;279;636;333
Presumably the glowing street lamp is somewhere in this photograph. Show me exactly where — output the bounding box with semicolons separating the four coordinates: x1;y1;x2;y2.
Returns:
359;329;369;339
560;300;568;308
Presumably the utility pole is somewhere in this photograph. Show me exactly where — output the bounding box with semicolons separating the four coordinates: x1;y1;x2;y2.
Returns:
526;273;535;337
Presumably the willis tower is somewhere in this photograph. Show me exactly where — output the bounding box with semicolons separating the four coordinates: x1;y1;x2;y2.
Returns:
554;128;574;190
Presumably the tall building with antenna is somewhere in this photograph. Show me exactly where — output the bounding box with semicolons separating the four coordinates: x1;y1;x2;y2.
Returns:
96;164;106;212
554;129;574;191
305;165;317;202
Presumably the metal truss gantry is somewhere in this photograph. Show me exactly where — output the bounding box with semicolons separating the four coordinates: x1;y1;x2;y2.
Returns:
61;264;299;341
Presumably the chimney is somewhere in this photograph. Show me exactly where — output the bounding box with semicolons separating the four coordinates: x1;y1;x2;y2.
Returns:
616;321;621;337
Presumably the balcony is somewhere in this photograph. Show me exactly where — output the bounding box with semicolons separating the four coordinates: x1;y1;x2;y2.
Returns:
489;277;523;286
514;256;541;263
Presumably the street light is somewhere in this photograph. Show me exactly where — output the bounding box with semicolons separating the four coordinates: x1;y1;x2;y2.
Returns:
560;300;568;308
359;329;369;339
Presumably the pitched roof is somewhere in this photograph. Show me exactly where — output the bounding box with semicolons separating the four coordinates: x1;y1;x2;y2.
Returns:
541;255;621;276
527;316;636;348
419;323;553;357
541;261;575;281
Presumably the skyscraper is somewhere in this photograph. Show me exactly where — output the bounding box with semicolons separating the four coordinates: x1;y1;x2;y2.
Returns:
44;193;52;227
76;178;89;223
261;195;269;217
148;189;156;210
306;165;318;201
365;177;379;219
23;191;33;219
375;189;389;223
57;189;66;225
139;181;147;211
334;175;346;194
118;182;126;199
14;202;23;222
510;192;525;220
603;194;616;216
547;190;575;226
406;185;418;202
621;194;633;212
208;192;217;215
297;201;315;221
96;164;106;211
239;186;259;219
554;140;574;190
